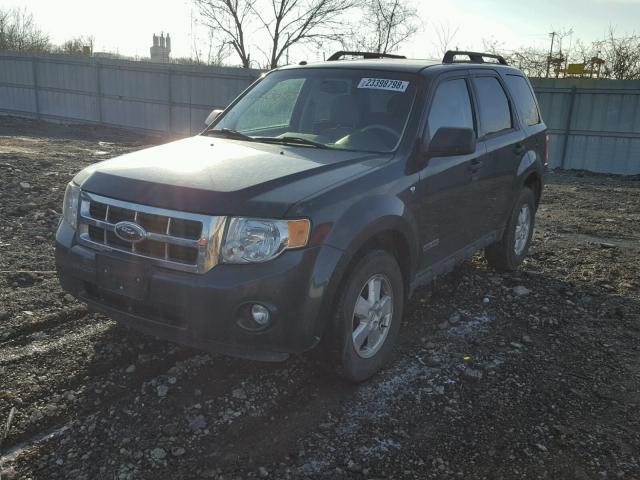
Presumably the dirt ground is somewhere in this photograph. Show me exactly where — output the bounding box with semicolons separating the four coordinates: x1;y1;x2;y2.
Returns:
0;115;639;480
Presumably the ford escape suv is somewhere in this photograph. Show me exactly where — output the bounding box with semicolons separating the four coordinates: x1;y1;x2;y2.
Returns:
56;50;547;382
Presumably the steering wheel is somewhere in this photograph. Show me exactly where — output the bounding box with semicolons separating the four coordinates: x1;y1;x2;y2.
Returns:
359;124;401;138
336;124;400;146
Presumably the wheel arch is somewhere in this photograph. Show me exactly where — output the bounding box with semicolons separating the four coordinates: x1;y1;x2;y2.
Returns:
523;171;543;207
313;198;419;341
340;227;414;298
323;193;420;295
516;150;544;208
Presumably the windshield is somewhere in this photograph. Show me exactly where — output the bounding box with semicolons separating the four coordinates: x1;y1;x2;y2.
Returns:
209;68;419;153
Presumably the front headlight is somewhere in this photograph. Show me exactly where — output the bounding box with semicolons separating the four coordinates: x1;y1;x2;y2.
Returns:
221;217;310;264
62;182;81;230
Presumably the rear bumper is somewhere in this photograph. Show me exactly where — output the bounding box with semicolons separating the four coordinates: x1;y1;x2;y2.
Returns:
55;222;343;360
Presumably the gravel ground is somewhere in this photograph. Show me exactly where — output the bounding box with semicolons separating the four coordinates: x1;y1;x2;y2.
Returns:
0;116;639;480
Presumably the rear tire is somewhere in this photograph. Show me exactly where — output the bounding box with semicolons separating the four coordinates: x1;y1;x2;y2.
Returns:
322;249;404;383
485;187;536;271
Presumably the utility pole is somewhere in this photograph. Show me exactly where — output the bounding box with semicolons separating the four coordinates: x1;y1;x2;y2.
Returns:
546;31;557;78
563;30;574;74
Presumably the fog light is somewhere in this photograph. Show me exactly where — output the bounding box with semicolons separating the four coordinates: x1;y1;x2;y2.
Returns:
251;304;270;326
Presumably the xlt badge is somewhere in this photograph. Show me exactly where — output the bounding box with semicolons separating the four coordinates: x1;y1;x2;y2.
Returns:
422;239;440;252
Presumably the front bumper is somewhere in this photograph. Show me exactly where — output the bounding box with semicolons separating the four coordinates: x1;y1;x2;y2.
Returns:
55;222;343;360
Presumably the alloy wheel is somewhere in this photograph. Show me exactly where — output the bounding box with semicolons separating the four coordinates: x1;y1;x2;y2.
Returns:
351;274;394;359
514;204;531;256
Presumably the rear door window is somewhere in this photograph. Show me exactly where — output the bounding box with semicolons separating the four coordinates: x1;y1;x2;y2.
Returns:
505;74;541;126
473;77;512;137
427;79;474;140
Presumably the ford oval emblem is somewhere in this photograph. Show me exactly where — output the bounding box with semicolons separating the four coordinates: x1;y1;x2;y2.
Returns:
114;221;147;243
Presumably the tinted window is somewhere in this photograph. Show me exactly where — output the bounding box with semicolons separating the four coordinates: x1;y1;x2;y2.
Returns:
427;79;474;139
505;75;540;126
473;77;512;136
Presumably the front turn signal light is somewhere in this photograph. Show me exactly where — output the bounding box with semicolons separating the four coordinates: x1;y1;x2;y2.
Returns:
287;219;311;248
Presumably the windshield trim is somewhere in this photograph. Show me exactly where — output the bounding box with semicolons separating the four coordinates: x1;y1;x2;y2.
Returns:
201;67;423;155
202;135;401;155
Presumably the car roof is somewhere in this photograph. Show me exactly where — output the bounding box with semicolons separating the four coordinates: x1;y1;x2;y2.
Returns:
278;58;522;76
278;58;440;74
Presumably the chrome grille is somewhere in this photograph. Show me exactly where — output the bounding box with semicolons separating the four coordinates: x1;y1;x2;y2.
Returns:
77;191;226;273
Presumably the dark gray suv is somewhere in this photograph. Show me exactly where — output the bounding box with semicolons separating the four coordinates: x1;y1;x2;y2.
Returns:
56;50;547;382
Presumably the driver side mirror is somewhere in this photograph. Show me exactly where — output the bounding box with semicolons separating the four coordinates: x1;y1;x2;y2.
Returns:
205;109;224;126
423;127;476;157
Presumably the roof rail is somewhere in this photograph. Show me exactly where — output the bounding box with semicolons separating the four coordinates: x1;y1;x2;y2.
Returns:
442;50;508;66
327;51;407;61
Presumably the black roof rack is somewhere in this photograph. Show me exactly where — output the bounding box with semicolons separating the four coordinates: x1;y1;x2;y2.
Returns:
442;50;508;66
327;51;407;61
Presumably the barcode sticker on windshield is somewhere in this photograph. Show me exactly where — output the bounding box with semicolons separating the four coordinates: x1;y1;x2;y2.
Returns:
357;78;409;92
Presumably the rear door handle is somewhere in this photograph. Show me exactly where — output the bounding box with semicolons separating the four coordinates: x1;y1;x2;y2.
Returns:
469;158;483;171
514;143;526;155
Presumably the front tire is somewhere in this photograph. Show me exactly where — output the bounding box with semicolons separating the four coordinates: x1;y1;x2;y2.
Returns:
324;249;404;383
485;187;536;271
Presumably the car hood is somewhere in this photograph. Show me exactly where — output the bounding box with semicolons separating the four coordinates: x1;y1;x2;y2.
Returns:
75;136;391;217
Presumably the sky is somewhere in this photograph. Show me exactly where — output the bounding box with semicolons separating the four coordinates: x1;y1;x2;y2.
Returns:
6;0;640;66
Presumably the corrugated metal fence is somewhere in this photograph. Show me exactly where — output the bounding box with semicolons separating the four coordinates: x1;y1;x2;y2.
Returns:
531;78;640;174
0;52;261;135
0;53;638;174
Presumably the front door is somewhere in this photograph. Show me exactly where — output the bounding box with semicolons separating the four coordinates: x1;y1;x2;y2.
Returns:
414;75;485;271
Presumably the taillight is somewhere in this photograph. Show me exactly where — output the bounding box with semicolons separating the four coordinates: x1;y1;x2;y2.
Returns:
544;134;549;164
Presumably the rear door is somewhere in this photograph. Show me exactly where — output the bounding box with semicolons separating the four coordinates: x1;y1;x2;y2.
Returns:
415;73;486;271
468;73;525;235
503;72;548;173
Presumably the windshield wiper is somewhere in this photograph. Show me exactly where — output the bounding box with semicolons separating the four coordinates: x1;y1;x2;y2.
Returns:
205;128;254;141
253;136;330;149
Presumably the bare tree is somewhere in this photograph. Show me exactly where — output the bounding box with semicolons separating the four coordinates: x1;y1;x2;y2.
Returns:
599;27;640;80
433;21;459;57
253;0;358;69
343;0;419;54
572;38;599;64
0;7;49;52
509;47;549;78
196;0;361;69
206;36;233;66
188;17;233;66
508;27;639;80
482;37;506;56
57;35;94;55
479;40;553;78
195;0;255;68
565;38;605;78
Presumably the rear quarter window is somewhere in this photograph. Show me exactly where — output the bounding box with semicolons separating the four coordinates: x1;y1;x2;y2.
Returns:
505;74;541;126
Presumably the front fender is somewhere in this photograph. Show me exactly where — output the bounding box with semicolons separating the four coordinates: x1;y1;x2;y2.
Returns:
323;194;419;262
306;194;419;341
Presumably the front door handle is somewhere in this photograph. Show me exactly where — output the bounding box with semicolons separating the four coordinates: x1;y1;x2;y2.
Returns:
469;159;483;171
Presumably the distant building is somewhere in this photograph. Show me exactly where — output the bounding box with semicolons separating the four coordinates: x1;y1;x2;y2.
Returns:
150;33;171;63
